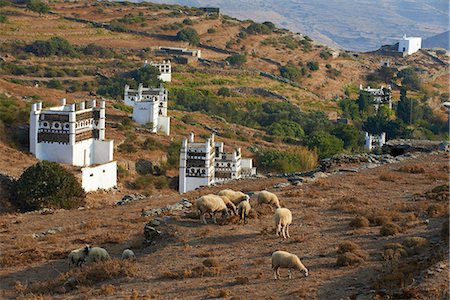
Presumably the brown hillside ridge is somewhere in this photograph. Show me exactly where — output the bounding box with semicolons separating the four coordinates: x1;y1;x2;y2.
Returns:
0;153;448;299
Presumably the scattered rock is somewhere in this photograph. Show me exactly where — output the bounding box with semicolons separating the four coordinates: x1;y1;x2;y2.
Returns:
273;182;291;189
141;199;193;217
144;224;162;245
116;194;146;206
32;226;64;239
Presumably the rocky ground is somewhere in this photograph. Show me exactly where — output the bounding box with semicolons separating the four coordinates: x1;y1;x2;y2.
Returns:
0;151;448;299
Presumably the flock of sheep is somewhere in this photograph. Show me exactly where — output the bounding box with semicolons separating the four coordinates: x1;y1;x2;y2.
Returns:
67;189;308;280
196;189;308;280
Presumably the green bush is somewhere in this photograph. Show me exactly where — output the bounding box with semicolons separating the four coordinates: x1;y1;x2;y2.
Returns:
27;0;49;15
331;124;361;150
25;37;77;57
319;50;331;60
267;120;304;139
0;0;10;7
217;87;232;97
279;64;301;81
307;131;344;159
0;14;7;23
176;28;200;45
307;61;319;71
226;54;246;67
245;23;272;34
14;161;85;211
182;18;193;25
207;27;217;34
47;79;63;89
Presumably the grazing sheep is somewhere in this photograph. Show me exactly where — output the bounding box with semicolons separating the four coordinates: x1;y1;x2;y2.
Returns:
256;191;281;209
218;189;249;205
237;199;251;224
272;250;308;279
86;246;110;263
122;249;135;260
196;194;229;224
274;208;292;239
220;195;237;215
68;245;89;267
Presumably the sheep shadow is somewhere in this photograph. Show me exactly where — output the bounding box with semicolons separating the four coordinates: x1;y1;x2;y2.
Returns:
0;259;68;291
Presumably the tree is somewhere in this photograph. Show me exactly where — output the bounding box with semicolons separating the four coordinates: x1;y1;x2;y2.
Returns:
26;0;49;16
14;161;85;211
226;54;247;67
176;28;200;45
279;64;301;81
357;90;375;115
362;110;390;134
331;124;361;150
307;131;344;159
396;88;422;124
397;67;421;90
307;61;319;71
217;87;232;97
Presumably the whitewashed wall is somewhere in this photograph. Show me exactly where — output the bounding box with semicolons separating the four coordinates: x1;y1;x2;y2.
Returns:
81;161;117;192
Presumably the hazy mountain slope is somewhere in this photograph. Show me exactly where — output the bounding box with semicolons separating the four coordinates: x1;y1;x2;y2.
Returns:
138;0;449;51
423;31;450;50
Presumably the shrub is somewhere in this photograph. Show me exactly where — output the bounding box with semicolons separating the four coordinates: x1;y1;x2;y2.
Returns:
336;252;365;266
349;216;369;228
402;237;428;249
0;14;6;23
226;54;246;67
182;18;193;25
426;203;446;217
380;223;400;236
382;243;408;260
176;28;200;45
14;161;85;211
307;131;344;159
0;0;10;7
27;0;49;15
319;50;331;60
118;142;136;153
307;61;319;71
207;27;217;34
336;241;368;266
267;120;304;139
279;64;301;81
203;258;220;267
245;23;272;34
25;37;77;57
47;79;63;89
217;87;232;97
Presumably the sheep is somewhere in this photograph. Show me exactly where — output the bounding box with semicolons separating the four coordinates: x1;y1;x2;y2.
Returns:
272;250;308;279
256;191;281;209
218;189;249;205
237;198;251;224
195;194;229;224
68;245;89;267
220;195;237;215
85;246;110;263
122;249;136;260
274;208;292;239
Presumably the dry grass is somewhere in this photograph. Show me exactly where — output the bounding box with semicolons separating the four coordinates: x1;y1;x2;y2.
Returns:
402;237;428;253
202;258;220;267
382;243;408;260
397;165;425;174
161;264;222;280
234;276;249;285
379;173;398;182
426;203;447;217
380;223;401;236
330;196;368;213
336;241;368;267
21;259;139;295
349;216;370;228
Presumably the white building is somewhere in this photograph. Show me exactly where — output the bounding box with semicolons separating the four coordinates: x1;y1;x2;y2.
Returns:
144;60;171;82
30;99;117;192
398;35;422;55
365;132;386;151
123;83;170;135
179;133;256;193
359;85;392;110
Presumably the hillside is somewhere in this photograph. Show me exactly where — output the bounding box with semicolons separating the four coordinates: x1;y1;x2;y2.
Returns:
143;0;450;51
423;31;450;51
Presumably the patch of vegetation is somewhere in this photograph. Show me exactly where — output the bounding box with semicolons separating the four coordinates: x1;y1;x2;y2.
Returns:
336;241;368;266
207;27;217;33
97;66;160;99
307;61;319;71
349;216;369;228
14;161;85;211
226;54;247;67
279;64;301;81
117;13;146;24
176;28;200;45
160;22;184;31
26;0;49;16
255;147;317;173
307;131;344;159
380;223;400;236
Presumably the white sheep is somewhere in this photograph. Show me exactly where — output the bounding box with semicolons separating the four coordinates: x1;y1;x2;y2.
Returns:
68;245;89;267
219;195;237;215
272;250;308;279
195;194;229;224
274;208;292;239
256;191;281;209
218;189;249;205
237;199;251;224
122;249;136;260
85;246;110;263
